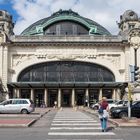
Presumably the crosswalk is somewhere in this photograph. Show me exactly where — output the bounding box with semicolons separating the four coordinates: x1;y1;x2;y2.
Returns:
47;108;121;139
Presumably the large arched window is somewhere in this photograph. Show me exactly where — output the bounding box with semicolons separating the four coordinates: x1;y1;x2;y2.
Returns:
44;21;89;35
18;61;115;82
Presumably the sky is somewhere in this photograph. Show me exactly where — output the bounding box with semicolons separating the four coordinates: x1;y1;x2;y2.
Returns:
0;0;140;35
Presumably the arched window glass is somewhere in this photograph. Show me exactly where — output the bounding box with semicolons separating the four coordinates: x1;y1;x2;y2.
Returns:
44;21;88;35
18;61;115;82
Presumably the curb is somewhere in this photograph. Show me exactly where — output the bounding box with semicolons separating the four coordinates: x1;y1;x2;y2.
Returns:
28;109;51;127
0;119;35;128
82;108;140;128
27;119;37;127
0;109;51;128
109;119;140;128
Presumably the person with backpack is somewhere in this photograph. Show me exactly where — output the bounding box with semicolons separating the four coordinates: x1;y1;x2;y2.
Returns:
98;97;109;132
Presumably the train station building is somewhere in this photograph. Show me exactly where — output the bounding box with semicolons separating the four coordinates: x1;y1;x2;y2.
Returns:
0;9;140;107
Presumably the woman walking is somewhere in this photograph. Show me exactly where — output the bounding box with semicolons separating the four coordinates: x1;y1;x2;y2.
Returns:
98;97;109;132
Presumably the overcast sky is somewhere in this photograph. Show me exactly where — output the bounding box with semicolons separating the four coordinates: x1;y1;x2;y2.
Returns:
1;0;140;35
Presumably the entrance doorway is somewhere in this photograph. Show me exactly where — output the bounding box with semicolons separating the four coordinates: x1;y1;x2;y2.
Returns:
34;89;44;107
89;89;99;105
20;89;31;99
61;89;71;107
102;89;113;99
48;89;58;107
75;89;85;106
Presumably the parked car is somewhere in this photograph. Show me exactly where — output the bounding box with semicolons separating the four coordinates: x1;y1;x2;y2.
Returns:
0;98;35;114
109;100;128;110
90;102;99;110
110;100;140;118
90;99;117;110
106;99;118;109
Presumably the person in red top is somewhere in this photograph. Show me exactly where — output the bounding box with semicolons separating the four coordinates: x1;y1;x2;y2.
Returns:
98;97;109;132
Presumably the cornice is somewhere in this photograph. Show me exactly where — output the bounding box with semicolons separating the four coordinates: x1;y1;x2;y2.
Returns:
9;41;126;47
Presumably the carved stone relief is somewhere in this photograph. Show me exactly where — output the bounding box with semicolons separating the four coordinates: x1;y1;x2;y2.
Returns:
0;33;4;43
12;54;35;67
98;54;121;69
11;46;121;71
36;46;98;60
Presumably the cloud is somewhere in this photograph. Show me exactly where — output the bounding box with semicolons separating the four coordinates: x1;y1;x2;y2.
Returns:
10;0;140;35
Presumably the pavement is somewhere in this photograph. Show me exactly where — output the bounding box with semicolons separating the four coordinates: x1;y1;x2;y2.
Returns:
81;107;140;128
0;107;51;128
1;107;140;128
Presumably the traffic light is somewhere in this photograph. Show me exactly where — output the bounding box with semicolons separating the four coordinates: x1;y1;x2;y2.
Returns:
134;66;140;81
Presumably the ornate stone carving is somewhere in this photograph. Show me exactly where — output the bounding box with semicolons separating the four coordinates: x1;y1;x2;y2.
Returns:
12;54;34;67
99;54;121;69
0;32;4;43
129;28;140;49
43;47;97;60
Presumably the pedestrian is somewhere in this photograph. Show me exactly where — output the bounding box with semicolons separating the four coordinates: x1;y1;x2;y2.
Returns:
98;97;109;132
54;101;57;108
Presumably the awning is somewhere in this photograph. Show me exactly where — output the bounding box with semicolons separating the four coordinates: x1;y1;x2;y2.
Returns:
7;82;128;88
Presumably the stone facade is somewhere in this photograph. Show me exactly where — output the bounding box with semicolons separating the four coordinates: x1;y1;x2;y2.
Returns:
0;9;140;106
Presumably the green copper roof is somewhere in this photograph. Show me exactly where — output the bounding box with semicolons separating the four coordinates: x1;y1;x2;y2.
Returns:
21;9;111;36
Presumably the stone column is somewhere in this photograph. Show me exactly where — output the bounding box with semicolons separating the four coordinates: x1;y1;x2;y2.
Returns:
2;45;8;91
58;88;61;108
44;88;48;107
0;45;3;78
86;88;89;107
16;88;20;98
71;88;75;107
31;89;34;102
99;88;102;101
112;88;116;100
116;89;121;100
13;88;17;98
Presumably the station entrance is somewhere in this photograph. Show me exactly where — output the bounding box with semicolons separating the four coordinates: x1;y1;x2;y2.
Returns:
8;61;128;107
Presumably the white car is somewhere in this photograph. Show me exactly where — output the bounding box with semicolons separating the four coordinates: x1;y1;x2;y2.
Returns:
0;98;35;114
90;99;117;110
109;100;128;110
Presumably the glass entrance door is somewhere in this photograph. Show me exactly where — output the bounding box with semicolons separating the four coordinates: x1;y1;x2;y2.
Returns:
61;89;71;107
34;89;44;107
89;89;99;105
20;89;31;99
48;89;58;107
75;89;85;106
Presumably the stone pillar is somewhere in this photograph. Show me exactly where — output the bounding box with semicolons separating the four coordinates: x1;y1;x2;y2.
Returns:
2;45;8;91
86;88;89;107
0;45;3;78
99;88;102;101
16;88;20;98
116;89;121;100
71;88;75;107
58;88;61;108
44;88;48;107
112;88;116;100
31;89;34;102
13;88;17;98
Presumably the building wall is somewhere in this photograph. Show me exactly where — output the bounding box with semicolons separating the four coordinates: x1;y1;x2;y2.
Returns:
8;42;126;83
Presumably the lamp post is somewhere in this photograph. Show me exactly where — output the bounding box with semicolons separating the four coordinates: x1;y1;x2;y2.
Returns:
134;45;139;67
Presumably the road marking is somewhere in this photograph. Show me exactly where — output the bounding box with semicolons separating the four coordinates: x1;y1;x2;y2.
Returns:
51;123;100;126
53;120;97;123
53;118;94;120
48;132;115;136
50;127;101;130
46;139;123;140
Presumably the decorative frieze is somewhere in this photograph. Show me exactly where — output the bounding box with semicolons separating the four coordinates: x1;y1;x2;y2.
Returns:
12;54;35;67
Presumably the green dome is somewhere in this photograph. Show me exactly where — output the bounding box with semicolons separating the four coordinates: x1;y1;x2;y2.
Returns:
21;9;111;36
